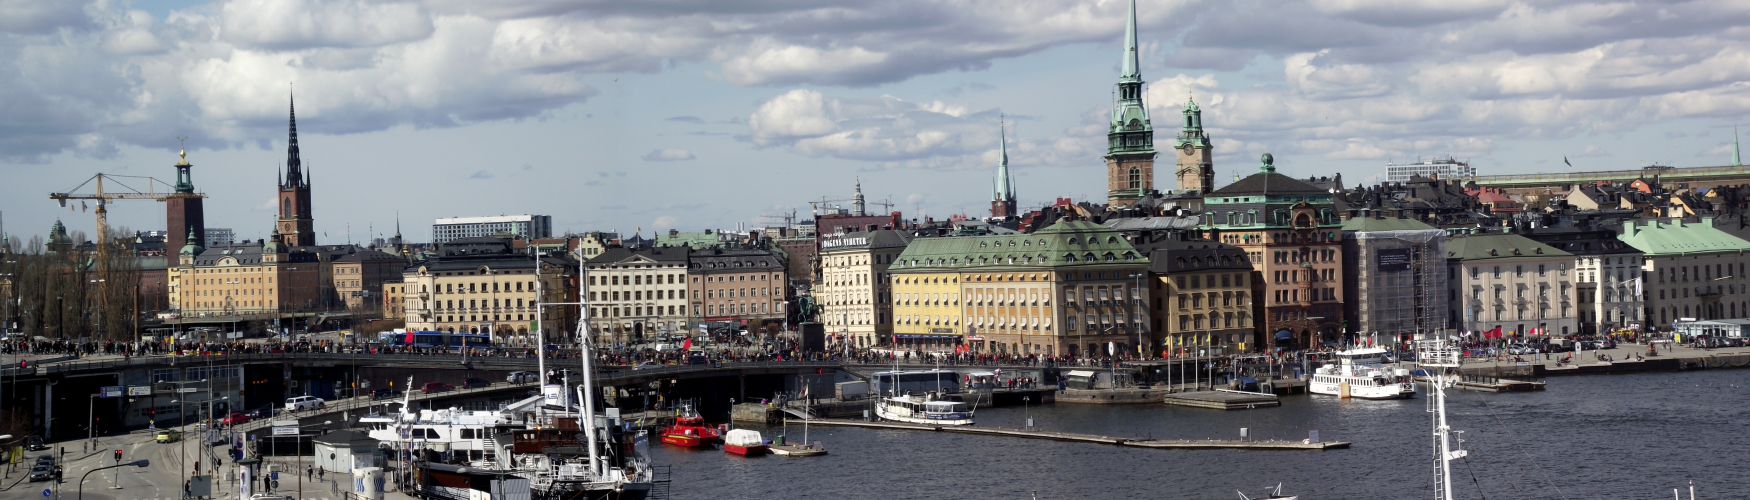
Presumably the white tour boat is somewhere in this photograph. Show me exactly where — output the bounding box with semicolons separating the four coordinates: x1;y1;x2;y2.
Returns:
1308;347;1415;400
873;393;975;425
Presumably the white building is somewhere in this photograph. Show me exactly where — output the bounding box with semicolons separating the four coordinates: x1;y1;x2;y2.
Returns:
432;215;553;244
1386;158;1474;183
817;230;910;348
584;247;691;344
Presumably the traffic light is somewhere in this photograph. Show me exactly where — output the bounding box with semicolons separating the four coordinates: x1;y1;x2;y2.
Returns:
114;449;124;462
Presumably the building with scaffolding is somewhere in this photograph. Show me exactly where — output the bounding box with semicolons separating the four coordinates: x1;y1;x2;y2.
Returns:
1340;216;1450;344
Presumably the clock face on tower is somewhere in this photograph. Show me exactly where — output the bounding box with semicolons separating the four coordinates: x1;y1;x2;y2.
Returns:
1181;143;1195;155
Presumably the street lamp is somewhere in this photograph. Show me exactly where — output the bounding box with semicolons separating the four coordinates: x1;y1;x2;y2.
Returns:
77;459;148;500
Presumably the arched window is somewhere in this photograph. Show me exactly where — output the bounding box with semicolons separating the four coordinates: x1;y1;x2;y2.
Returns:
281;198;290;216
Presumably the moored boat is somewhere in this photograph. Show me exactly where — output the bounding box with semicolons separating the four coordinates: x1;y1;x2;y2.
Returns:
659;403;721;449
1308;347;1415;400
722;429;769;457
873;393;975;425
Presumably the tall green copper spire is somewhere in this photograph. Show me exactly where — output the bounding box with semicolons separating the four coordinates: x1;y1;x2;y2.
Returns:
1735;124;1742;166
994;119;1013;201
1105;0;1156;207
1119;0;1140;83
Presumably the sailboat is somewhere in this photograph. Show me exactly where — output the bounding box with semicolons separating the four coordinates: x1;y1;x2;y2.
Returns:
772;376;827;457
1235;483;1298;500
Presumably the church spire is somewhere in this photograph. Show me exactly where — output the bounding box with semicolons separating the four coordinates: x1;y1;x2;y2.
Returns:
1735;124;1742;166
1120;0;1141;83
991;117;1018;218
284;86;304;188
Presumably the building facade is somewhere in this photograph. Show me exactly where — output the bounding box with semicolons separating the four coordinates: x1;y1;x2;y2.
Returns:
382;281;406;322
817;230;911;348
1522;223;1644;335
1147;239;1253;356
1105;0;1157;207
585;247;690;344
1445;233;1579;337
170;232;323;317
687;249;788;331
1341;217;1450;340
1201;154;1347;349
432;215;553;244
1617;218;1750;327
400;238;574;344
889;220;1148;356
332;249;406;314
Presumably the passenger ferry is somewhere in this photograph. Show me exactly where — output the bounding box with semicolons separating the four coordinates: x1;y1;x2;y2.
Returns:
873;393;975;425
1308;347;1416;400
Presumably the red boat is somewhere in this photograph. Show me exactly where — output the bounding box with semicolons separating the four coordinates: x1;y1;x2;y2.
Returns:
659;405;721;449
722;429;769;457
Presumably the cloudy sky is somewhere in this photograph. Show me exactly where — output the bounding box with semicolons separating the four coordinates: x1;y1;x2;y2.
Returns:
2;0;1747;244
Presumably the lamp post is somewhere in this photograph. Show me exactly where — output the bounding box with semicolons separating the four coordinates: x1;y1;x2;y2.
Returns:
77;459;148;500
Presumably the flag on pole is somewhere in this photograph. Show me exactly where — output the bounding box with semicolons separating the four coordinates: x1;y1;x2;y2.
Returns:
681;337;692;351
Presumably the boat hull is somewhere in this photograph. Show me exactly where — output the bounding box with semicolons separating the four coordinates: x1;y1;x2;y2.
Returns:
660;434;712;449
723;444;769;456
770;444;827;457
874;405;974;426
1308;381;1416;400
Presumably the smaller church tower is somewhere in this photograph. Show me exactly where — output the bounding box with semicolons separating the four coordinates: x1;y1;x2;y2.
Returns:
1174;95;1215;194
991;121;1017;218
166;143;206;256
852;178;867;217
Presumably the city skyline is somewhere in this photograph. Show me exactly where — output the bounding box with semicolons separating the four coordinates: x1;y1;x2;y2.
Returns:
2;0;1748;243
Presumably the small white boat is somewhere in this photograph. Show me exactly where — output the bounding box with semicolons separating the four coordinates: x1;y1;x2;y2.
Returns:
1308;347;1415;400
1236;483;1297;500
873;394;975;425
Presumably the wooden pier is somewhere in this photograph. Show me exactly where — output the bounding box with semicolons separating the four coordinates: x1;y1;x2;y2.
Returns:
1454;375;1546;392
805;419;1347;451
1162;390;1281;410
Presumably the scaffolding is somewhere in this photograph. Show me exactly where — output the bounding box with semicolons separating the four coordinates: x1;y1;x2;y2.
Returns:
1351;229;1448;342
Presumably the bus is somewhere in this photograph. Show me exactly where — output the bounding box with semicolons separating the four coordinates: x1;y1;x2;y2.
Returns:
376;329;494;349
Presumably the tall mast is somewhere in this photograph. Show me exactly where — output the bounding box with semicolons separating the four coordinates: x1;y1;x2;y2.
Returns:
577;251;602;478
532;242;547;426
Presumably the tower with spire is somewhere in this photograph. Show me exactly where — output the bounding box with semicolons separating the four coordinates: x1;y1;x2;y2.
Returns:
991;119;1017;218
277;88;316;247
1175;94;1215;194
166;140;207;255
1105;0;1157;208
853;178;867;216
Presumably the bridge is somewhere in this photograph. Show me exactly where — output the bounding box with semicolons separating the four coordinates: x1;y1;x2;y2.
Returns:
1471;163;1750;189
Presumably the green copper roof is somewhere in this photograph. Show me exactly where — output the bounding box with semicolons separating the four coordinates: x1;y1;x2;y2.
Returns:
1446;233;1571;261
893;220;1144;272
655;231;723;249
1618;218;1750;256
1340;217;1439;232
994;121;1014;202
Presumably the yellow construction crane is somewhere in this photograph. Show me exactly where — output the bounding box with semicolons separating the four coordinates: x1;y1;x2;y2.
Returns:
49;173;206;265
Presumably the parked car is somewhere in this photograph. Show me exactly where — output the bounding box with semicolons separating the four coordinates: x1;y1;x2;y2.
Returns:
155;429;183;443
23;435;46;451
506;371;537;384
284;396;325;412
221;412;251;425
421;382;454;394
462;378;490;389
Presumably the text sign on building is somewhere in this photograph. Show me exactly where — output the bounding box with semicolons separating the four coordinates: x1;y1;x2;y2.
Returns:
820;236;869;250
99;386;124;398
271;426;299;436
127;386;152;396
1377;248;1413;272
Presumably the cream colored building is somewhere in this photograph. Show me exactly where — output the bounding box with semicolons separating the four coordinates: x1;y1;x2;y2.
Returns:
401;238;574;344
584;247;690;344
382;282;406;322
1618;218;1750;327
1445;233;1579;337
818;230;910;347
170;234;323;317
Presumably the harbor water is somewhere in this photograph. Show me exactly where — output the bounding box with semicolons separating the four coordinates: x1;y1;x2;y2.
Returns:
651;370;1750;499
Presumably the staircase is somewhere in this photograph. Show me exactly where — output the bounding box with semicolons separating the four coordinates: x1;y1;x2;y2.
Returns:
647;465;674;499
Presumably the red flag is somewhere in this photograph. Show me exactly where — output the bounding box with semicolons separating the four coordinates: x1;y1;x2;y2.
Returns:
682;337;693;351
404;329;415;345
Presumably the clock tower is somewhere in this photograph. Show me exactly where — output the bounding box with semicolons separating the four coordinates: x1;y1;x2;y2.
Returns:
1104;0;1156;208
1174;95;1214;194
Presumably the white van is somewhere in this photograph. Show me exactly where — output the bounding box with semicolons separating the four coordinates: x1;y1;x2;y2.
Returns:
284;396;325;411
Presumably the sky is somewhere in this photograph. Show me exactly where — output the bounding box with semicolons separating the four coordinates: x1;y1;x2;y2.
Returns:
2;0;1748;245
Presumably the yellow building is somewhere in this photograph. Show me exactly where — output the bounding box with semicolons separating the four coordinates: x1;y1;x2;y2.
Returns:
170;230;323;317
401;238;575;344
889;220;1147;356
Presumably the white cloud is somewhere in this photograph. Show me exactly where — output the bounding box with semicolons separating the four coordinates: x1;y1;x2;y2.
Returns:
218;0;435;50
642;148;696;162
